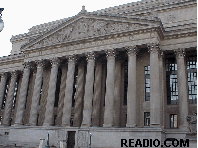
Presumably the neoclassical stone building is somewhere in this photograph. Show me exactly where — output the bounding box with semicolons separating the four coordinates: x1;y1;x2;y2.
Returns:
0;0;197;147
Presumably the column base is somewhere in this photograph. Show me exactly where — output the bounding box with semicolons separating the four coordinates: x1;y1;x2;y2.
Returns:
43;123;52;127
103;124;113;127
27;123;36;126
61;124;70;127
81;124;90;127
126;124;136;128
13;123;23;126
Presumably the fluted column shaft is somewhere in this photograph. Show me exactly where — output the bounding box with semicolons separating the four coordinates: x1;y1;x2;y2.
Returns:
103;49;116;127
159;52;165;127
62;56;76;126
73;60;85;127
15;63;31;125
56;66;67;126
82;52;95;127
113;59;122;127
2;72;17;125
92;61;103;127
175;48;189;131
29;61;44;126
0;73;7;109
148;43;161;127
126;46;139;127
43;58;59;126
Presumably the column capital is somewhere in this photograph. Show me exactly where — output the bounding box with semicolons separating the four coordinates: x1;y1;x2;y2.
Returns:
35;60;45;68
159;50;164;61
147;43;160;54
23;62;31;69
174;48;186;59
126;46;140;56
85;52;95;61
105;49;117;59
67;55;77;63
50;57;60;66
10;71;18;79
0;72;7;78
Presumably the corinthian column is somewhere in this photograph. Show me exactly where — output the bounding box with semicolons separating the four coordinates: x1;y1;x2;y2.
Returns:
15;62;31;125
43;58;60;126
92;60;103;127
73;60;85;127
62;55;76;126
103;49;116;127
147;43;161;127
126;46;139;127
29;60;44;126
2;71;17;126
56;65;67;126
113;58;122;127
81;52;95;127
0;73;7;109
175;48;188;131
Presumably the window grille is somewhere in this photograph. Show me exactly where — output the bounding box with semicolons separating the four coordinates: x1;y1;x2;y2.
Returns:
187;56;197;104
145;66;150;101
166;58;178;104
144;112;150;126
170;114;177;128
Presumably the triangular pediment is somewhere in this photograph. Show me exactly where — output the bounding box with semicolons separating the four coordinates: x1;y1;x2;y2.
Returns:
21;13;162;50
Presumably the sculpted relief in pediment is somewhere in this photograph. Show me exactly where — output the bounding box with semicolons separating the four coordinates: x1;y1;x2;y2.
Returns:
31;18;149;49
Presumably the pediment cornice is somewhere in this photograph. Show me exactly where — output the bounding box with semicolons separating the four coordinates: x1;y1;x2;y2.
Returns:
21;13;163;51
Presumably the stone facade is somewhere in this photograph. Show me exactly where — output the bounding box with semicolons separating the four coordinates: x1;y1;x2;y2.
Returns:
0;0;197;147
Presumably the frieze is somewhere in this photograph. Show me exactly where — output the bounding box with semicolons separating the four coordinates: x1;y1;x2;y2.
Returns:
29;18;148;49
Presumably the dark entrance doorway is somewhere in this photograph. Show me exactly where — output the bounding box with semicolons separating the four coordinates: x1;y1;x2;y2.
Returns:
67;131;75;148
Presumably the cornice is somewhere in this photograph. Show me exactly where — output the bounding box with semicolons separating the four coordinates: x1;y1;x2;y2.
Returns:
93;0;196;14
0;53;25;64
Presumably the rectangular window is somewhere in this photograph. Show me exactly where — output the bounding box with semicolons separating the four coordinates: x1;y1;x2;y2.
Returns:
170;114;177;128
53;115;57;126
187;56;197;104
166;58;178;104
144;112;150;126
0;116;2;125
145;66;150;101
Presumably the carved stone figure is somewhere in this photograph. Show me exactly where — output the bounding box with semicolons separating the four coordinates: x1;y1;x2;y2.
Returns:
186;113;197;133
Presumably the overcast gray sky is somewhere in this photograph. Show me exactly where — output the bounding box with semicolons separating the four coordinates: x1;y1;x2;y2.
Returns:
0;0;138;57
